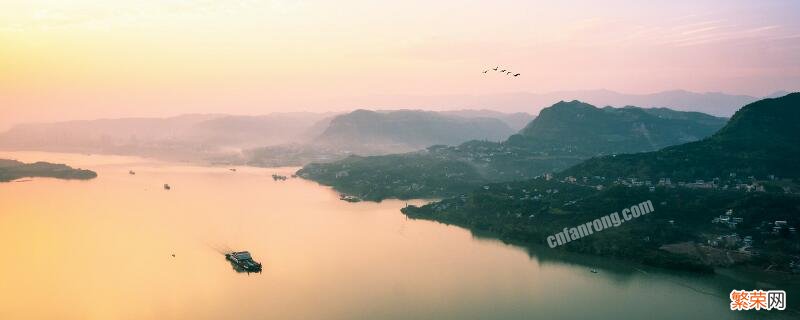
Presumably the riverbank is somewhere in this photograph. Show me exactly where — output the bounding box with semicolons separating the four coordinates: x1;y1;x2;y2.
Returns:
400;179;800;277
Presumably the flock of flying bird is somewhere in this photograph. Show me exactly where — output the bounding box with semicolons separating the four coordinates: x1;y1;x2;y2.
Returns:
483;66;520;77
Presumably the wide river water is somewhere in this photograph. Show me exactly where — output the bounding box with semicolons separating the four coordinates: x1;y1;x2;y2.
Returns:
0;151;796;320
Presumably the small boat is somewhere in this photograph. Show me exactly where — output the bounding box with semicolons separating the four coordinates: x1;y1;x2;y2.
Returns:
590;269;598;273
229;168;237;172
129;170;136;175
163;184;171;190
272;174;287;181
225;251;262;273
339;194;361;203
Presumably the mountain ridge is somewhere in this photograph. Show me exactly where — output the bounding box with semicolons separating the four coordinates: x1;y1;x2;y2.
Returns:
298;102;728;201
346;89;786;117
562;92;800;180
310;109;516;154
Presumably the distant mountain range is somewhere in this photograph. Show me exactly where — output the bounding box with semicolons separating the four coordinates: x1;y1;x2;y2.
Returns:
0;113;335;161
310;109;516;154
298;102;728;200
0;109;531;163
440;109;534;131
351;89;790;117
242;109;527;166
563;92;800;180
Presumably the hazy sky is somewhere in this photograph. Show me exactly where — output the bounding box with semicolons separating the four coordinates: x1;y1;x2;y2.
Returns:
1;0;799;128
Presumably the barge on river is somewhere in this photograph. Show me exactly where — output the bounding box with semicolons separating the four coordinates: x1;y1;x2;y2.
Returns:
225;251;262;273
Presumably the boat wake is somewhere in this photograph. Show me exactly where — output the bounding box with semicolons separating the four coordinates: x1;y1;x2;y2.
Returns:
206;242;234;255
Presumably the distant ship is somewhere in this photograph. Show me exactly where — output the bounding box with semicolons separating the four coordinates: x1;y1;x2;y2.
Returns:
163;184;171;190
229;168;237;172
225;251;262;273
129;170;136;175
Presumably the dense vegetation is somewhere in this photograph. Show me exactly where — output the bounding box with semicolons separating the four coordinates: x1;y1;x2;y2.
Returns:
400;93;800;274
0;159;97;182
402;179;800;273
298;102;727;201
563;93;800;180
298;141;584;201
511;102;727;155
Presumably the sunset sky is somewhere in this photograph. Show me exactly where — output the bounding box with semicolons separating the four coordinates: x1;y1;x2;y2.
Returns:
1;0;799;128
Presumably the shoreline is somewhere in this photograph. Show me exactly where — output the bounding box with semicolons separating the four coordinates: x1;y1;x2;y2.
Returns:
401;204;800;280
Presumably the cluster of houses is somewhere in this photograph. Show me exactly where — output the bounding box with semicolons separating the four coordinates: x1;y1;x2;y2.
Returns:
732;183;766;192
770;220;797;235
554;173;784;194
445;144;520;164
712;208;797;229
711;209;743;229
706;209;798;255
789;257;800;273
481;184;552;202
706;233;754;253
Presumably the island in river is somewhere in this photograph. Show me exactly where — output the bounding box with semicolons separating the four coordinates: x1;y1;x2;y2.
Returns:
0;159;97;182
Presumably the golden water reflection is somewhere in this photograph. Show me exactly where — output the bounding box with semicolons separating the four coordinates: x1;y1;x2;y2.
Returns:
0;152;792;320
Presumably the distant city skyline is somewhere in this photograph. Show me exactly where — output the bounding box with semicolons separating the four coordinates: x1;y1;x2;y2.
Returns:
2;1;799;128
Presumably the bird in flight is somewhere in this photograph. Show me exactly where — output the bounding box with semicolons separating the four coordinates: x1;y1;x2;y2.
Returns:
483;66;520;78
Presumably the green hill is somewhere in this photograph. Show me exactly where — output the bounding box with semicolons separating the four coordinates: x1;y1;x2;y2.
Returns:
563;92;800;180
298;102;726;201
400;94;800;274
510;100;727;155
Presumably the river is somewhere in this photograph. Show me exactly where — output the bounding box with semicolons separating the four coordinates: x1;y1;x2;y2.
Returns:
0;151;795;319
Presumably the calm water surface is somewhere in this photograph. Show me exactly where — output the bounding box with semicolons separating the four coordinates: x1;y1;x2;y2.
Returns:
0;152;796;320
